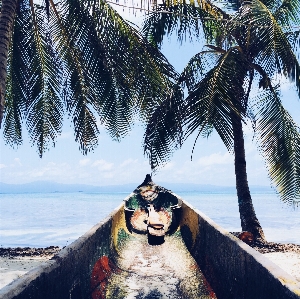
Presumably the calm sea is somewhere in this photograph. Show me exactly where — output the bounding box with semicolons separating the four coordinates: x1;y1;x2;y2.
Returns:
0;191;299;248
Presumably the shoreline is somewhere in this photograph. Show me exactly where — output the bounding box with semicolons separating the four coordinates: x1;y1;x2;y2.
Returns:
0;246;61;258
0;242;299;290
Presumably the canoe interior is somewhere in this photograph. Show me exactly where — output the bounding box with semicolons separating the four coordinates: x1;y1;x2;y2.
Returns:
95;197;216;299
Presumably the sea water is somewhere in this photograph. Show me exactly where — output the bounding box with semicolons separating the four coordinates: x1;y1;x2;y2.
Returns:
0;191;299;248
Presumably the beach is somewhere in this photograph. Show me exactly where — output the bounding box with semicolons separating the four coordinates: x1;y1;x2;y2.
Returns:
254;242;300;282
0;246;60;289
0;256;49;288
264;252;300;281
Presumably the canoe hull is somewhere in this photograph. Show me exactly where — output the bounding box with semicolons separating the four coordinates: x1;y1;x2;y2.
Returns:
1;199;299;299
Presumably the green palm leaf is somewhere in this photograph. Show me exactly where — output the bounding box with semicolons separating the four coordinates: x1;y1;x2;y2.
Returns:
51;0;177;151
142;2;226;47
3;0;178;155
144;84;185;170
25;3;64;157
268;0;300;26
4;1;64;156
92;0;178;118
52;0;112;152
233;0;300;89
183;48;247;151
144;47;248;169
255;86;300;204
3;1;30;147
179;49;220;90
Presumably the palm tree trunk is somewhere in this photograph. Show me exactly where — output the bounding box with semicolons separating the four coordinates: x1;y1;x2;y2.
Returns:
0;0;18;127
232;114;266;243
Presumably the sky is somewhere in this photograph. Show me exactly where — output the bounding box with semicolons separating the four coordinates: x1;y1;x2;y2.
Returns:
1;5;300;187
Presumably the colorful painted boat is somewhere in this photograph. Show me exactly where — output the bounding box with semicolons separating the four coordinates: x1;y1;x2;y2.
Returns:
1;175;300;299
92;174;216;299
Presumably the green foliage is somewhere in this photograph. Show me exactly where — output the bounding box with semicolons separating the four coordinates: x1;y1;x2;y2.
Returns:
255;87;300;202
143;0;300;204
143;2;226;47
4;1;29;147
3;0;178;156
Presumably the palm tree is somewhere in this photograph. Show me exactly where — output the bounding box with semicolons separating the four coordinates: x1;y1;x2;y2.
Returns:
143;0;300;243
0;0;177;156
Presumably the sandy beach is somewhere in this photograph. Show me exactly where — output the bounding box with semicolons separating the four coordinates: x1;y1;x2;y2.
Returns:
0;246;60;289
0;256;50;288
263;251;300;282
252;241;300;283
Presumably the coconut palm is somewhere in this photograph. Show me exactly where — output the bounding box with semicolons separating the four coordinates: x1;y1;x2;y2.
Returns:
0;0;177;156
143;0;300;242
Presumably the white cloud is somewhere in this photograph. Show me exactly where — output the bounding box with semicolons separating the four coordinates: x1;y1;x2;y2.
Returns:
120;158;139;168
197;152;232;166
30;170;45;178
102;172;114;179
14;158;22;166
159;162;175;171
26;162;72;181
0;127;269;187
79;158;90;166
92;159;114;171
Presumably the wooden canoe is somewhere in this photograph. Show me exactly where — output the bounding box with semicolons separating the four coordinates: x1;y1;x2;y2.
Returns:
1;175;299;299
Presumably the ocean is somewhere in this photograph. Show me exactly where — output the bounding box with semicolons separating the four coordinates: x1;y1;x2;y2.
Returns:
0;191;299;248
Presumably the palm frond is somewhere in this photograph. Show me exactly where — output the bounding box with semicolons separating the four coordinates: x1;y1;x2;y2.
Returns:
179;48;220;90
52;0;112;151
24;2;63;157
50;0;177;152
144;84;185;170
286;29;300;64
272;0;300;27
250;0;300;23
183;48;248;151
145;47;248;170
257;0;283;11
3;1;30;147
255;86;300;204
93;0;178;111
67;49;101;153
93;1;176;127
232;0;300;96
142;2;226;48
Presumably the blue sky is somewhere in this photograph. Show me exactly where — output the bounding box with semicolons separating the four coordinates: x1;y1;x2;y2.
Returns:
1;7;300;187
